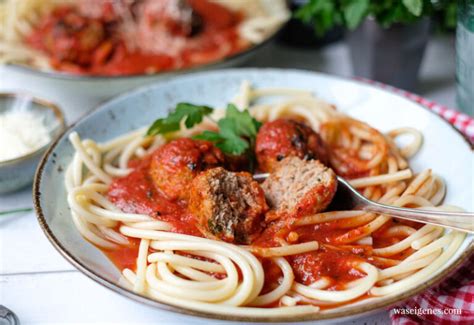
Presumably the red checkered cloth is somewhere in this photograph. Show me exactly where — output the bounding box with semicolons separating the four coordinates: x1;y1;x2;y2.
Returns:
389;259;474;324
355;78;474;324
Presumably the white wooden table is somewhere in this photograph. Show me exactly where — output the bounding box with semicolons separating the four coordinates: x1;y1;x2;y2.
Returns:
0;36;456;324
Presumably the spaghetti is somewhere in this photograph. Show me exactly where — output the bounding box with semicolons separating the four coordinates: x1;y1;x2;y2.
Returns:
64;82;465;317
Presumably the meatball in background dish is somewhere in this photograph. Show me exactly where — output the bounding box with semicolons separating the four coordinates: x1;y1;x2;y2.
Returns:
255;119;329;172
262;157;337;222
150;138;225;201
189;167;268;244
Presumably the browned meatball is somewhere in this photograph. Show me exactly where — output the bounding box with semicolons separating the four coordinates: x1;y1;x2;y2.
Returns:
150;138;225;201
255;119;329;172
189;167;268;244
262;157;337;221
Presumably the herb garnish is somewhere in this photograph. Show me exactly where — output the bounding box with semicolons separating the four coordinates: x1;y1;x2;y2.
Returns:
146;103;261;156
147;103;213;136
194;104;261;155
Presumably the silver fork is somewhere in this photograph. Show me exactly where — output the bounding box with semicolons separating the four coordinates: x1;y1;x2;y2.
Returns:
253;173;474;233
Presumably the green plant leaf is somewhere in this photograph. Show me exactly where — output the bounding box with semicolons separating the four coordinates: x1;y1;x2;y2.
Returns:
342;0;369;29
402;0;423;16
147;103;213;136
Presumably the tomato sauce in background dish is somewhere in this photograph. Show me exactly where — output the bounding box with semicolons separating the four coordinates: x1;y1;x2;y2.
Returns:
26;0;248;76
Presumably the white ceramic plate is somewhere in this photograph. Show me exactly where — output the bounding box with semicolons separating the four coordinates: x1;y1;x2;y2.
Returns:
34;69;474;323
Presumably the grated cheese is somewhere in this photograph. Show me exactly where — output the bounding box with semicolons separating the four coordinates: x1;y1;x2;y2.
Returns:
0;111;50;162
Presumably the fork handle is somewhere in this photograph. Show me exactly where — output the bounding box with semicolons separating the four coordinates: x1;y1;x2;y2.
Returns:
363;203;474;233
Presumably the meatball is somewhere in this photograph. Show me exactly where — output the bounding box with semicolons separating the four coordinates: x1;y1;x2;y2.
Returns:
262;157;337;221
255;119;329;172
189;167;268;244
150;138;225;201
32;7;110;67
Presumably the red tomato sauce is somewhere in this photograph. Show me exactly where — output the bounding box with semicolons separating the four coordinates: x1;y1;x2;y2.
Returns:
107;156;202;237
288;249;367;288
100;147;414;305
25;1;248;76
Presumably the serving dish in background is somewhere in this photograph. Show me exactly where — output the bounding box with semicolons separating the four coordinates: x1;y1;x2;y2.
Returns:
33;69;473;322
0;0;288;121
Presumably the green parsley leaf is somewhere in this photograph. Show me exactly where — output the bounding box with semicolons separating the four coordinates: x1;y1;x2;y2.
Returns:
194;131;249;155
225;104;262;139
147;103;213;136
193;104;261;156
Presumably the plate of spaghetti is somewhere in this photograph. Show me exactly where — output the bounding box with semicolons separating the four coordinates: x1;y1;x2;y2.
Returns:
34;69;474;322
0;0;288;78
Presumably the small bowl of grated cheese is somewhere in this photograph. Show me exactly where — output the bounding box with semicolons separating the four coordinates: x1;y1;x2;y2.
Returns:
0;93;65;193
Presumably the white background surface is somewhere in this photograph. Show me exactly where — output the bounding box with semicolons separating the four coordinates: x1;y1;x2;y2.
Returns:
0;36;457;324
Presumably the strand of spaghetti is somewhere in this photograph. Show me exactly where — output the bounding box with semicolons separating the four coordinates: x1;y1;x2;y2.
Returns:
83;139;102;165
146;262;239;303
251;88;313;98
156;260;227;289
153;241;264;306
125;221;172;231
384;225;417;237
392;195;434;208
97;225;130;245
370;232;465;296
119;135;151;169
150;254;239;304
173;265;217;282
232;80;251;109
293;263;378;302
148;252;225;273
429;176;446;205
69;132;112;184
68;191;116;227
333;215;390;244
69;185;150;223
378;182;407;203
87;204;151;223
355;236;373;245
72;152;83;188
123;269;320;316
155;253;240;301
411;227;443;250
371;256;401;267
133;239;149;294
250;257;294;306
402;169;431;196
244;241;319;257
388;128;423;158
104;164;131;177
70;211;116;249
187;249;261;303
373;224;437;257
377;250;440;281
403;233;455;263
349;169;412;188
294;210;367;226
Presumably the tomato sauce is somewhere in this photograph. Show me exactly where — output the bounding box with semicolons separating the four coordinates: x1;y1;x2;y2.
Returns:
99;143;415;307
26;0;248;76
107;156;202;237
288;249;367;288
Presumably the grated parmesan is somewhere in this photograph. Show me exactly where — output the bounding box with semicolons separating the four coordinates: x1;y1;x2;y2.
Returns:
0;111;50;162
